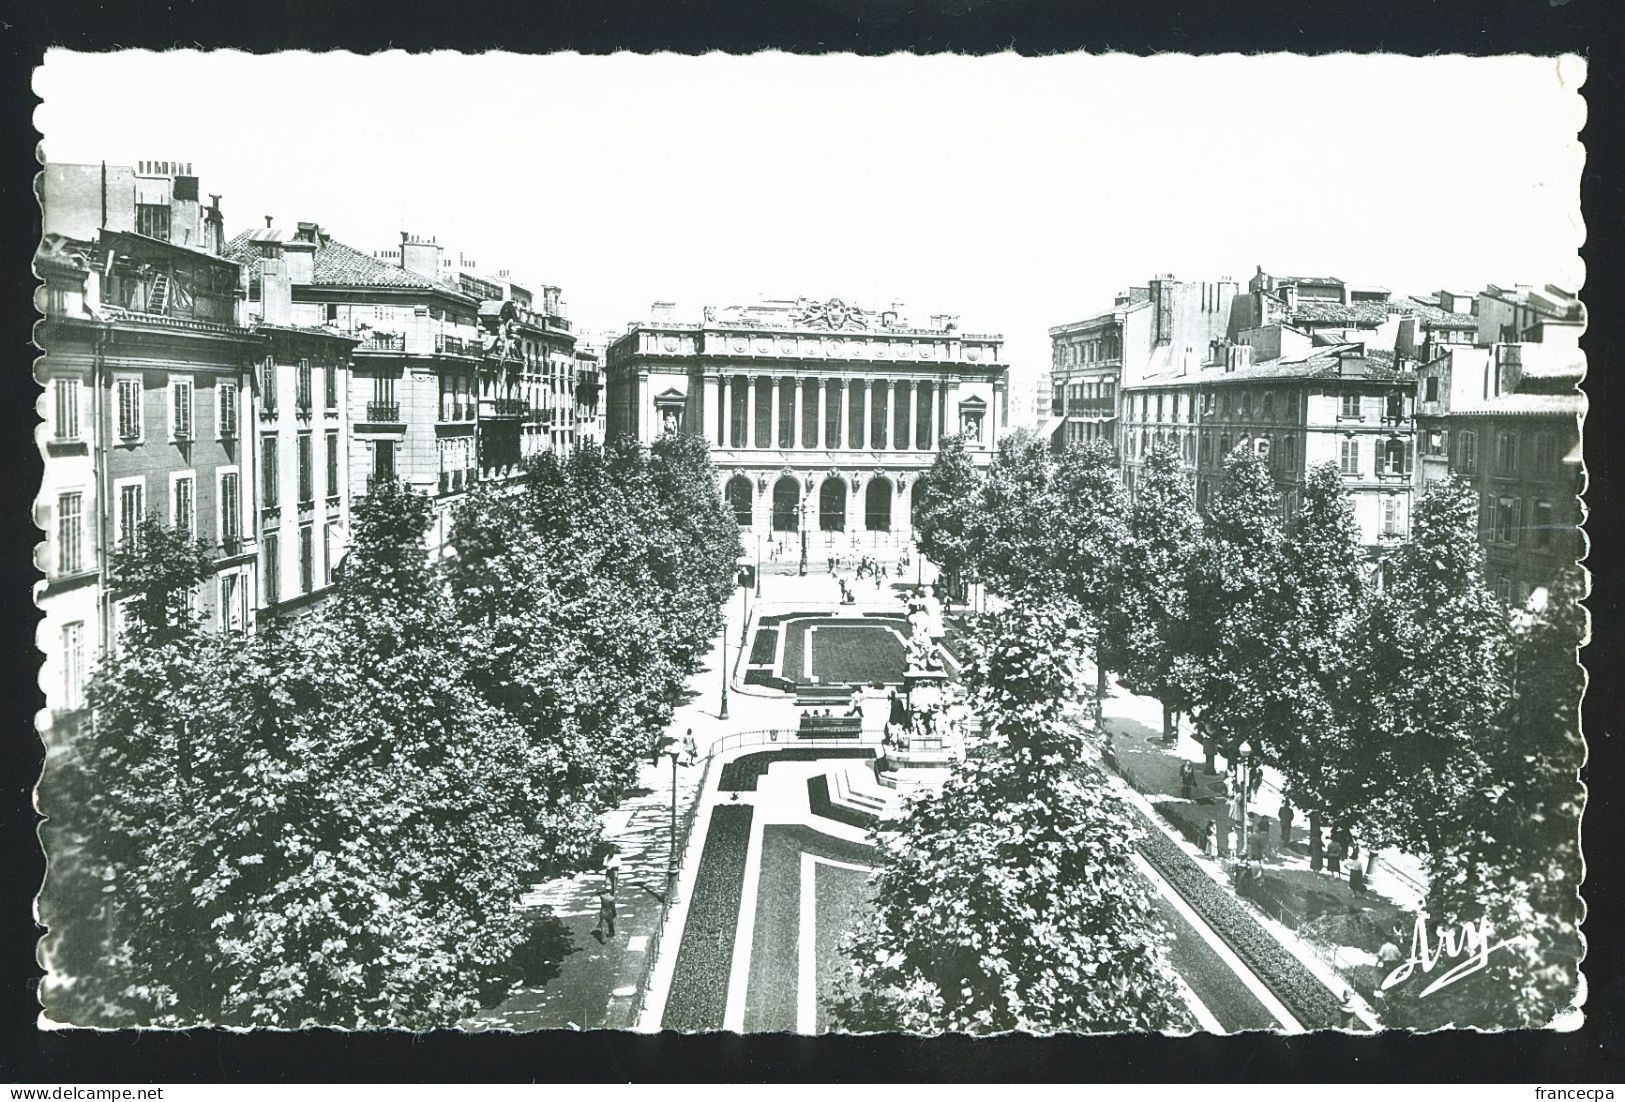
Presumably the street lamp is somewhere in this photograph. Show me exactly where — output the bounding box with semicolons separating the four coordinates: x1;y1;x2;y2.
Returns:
1237;740;1253;858
798;496;809;577
655;732;683;904
755;534;762;596
720;618;730;720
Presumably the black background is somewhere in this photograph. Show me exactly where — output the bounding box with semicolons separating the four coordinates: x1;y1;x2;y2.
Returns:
2;0;1621;1083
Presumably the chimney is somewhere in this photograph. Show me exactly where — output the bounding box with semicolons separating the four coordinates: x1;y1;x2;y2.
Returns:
265;215;273;228
651;300;675;323
399;232;443;280
259;256;293;326
1283;284;1299;313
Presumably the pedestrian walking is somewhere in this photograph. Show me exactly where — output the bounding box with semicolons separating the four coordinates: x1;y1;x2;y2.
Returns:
593;890;617;941
602;849;622;894
683;728;698;766
1201;820;1217;858
1179;761;1196;800
1280;802;1296;852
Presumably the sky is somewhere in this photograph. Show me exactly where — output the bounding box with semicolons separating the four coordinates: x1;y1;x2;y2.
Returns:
35;51;1586;417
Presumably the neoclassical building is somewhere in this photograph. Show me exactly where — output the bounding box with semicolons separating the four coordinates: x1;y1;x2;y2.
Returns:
605;298;1009;537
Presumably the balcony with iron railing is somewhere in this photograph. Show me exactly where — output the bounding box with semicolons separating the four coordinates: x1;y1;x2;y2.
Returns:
364;401;402;423
482;397;526;417
436;333;481;357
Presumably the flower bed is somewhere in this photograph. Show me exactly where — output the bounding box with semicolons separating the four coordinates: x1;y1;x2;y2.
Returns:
749;629;779;666
717;748;875;792
743;669;794;692
806;774;879;831
1133;807;1345;1029
662;805;754;1032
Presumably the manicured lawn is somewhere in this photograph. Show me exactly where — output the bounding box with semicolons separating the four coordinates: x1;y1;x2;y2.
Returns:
809;623;907;684
717;748;876;793
741;825;876;1034
663;805;754;1032
749;628;779;666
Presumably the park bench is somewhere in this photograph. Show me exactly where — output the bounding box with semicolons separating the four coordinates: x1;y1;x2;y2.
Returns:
796;714;864;739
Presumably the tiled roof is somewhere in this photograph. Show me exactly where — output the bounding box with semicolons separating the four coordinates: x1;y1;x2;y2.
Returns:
222;229;475;298
1283;296;1476;329
1449;393;1585;418
1134;344;1408;387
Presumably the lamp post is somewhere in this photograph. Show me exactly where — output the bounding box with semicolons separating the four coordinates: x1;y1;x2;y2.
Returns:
656;733;682;904
798;496;809;577
720;618;730;720
755;534;762;596
1237;740;1253;857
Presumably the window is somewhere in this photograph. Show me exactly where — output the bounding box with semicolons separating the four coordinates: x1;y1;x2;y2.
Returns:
326;430;339;498
218;382;239;439
1219;433;1231;457
1339;439;1360;477
1340;393;1362;420
297;433;313;506
170;378;194;440
1535;432;1557;471
1381;438;1407;477
296;359;313;414
324;523;336;585
372;440;395;488
324;363;338;410
325;303;339;325
1497;431;1519;475
1494;496;1520;544
116;480;145;547
1426;430;1445;456
264;532;280;605
220;573;243;633
61;622;86;710
53;379;80;441
1425;376;1440;403
116;379;142;441
56;492;83;575
135;203;171;241
259;360;278;417
262;436;280;509
1533;500;1554;549
299;524;314;595
1262;391;1274;419
1495;575;1512;604
1221;393;1232;418
1241;391;1252;418
172;474;195;540
1458;430;1478;473
1382;497;1402;537
219;471;241;549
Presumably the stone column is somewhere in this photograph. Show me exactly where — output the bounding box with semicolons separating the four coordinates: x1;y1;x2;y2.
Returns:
746;376;757;448
706;374;722;445
919;380;934;448
637;372;650;441
792;375;804;451
830;379;845;450
882;379;895;451
938;380;948;445
896;380;911;451
770;377;781;450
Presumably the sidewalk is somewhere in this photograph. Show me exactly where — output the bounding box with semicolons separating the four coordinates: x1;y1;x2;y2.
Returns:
477;572;828;1030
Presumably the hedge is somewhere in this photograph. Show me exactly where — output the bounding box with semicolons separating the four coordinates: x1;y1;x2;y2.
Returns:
1132;806;1344;1029
806;774;879;831
717;748;875;792
662;805;755;1031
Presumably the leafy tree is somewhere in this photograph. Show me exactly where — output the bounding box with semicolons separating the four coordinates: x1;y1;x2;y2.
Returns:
913;433;984;603
1050;440;1131;715
1415;565;1585;1027
1181;444;1286;770
1346;477;1511;860
1100;443;1202;742
830;602;1191;1033
105;515;215;644
975;435;1059;598
1263;463;1371;827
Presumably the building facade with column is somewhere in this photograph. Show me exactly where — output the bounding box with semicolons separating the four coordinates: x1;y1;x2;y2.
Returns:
605;298;1009;538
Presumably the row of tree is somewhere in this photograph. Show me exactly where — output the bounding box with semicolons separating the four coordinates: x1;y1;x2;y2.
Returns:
830;600;1191;1033
39;433;741;1029
912;432;1584;1027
